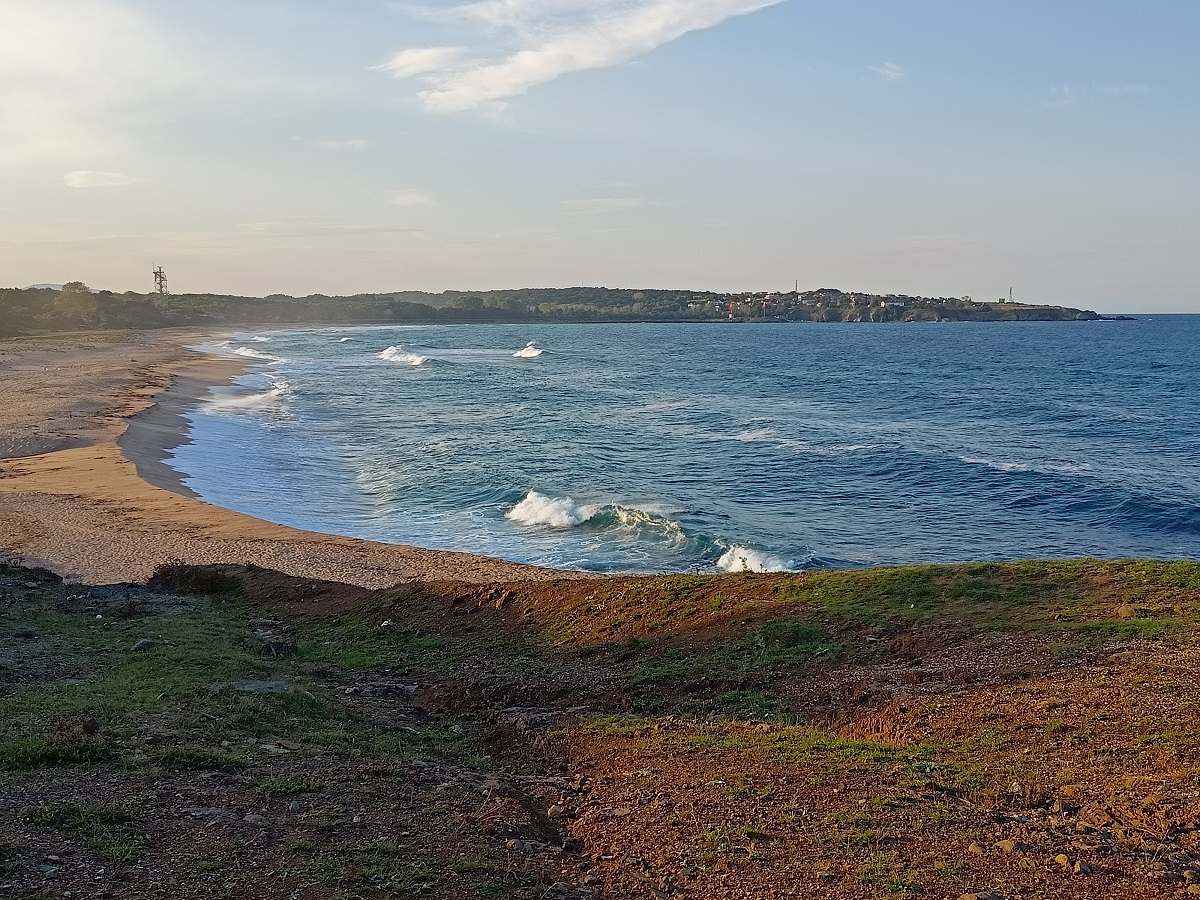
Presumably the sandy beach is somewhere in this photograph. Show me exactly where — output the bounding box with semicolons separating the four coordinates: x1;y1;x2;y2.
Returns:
0;329;562;586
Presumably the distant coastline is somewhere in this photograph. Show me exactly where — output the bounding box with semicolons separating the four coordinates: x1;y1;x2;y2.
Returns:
1;282;1128;337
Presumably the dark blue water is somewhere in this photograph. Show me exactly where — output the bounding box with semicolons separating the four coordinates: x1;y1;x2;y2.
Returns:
172;318;1200;572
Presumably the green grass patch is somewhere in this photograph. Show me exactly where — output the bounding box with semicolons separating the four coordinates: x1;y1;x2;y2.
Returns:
0;736;111;771
154;746;249;772
20;802;142;864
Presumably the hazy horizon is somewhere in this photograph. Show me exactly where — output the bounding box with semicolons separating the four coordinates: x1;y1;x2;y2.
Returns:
2;1;1198;313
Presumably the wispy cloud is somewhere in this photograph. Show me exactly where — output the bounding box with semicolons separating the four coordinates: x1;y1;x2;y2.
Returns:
871;62;905;82
313;139;371;151
63;170;140;188
562;197;660;213
381;0;787;112
386;189;438;207
1046;82;1152;107
1094;82;1151;97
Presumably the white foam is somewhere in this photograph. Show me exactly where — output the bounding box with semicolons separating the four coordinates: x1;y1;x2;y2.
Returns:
249;336;271;343
205;380;290;415
379;345;431;366
231;346;280;361
338;337;353;343
506;490;594;528
513;341;545;359
960;455;1092;476
716;545;790;573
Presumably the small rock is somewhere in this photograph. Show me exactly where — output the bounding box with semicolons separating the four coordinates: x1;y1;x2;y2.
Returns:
968;842;985;855
131;638;152;652
38;865;60;879
959;893;1004;900
994;839;1018;854
1073;860;1092;875
547;804;566;817
352;816;362;825
1114;604;1141;620
1055;854;1072;870
288;801;301;813
243;814;269;826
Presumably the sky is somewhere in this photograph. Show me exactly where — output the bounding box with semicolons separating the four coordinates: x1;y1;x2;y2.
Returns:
1;0;1197;311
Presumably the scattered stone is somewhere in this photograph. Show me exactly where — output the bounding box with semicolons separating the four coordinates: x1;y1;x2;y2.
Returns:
968;842;985;855
1074;860;1092;875
1055;854;1072;870
958;893;1003;900
506;839;544;852
994;839;1020;854
547;804;566;817
243;814;268;826
38;865;60;879
131;638;152;652
288;801;301;814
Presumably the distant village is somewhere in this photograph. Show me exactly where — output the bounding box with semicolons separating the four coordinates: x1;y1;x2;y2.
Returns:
681;288;1103;322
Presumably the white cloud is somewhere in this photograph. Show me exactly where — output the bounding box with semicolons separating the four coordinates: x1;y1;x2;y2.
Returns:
386;189;438;207
314;139;371;151
1046;84;1077;108
562;197;659;213
871;62;905;82
376;47;468;79
63;170;140;188
382;0;787;112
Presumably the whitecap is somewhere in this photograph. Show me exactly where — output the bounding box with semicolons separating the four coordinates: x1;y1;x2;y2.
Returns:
513;341;545;359
379;345;431;366
506;490;594;527
716;545;791;573
205;380;290;415
231;346;281;361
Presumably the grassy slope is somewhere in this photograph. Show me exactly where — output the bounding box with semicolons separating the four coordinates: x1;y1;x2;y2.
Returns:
1;559;1198;898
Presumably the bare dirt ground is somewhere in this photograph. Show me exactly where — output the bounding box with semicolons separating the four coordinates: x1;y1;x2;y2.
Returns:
2;560;1198;900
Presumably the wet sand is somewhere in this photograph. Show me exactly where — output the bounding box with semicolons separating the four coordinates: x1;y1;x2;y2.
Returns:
0;330;566;586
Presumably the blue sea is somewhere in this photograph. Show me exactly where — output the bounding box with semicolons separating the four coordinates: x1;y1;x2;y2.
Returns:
173;318;1200;573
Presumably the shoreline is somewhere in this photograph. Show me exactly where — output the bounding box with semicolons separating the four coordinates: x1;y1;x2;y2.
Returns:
0;330;568;586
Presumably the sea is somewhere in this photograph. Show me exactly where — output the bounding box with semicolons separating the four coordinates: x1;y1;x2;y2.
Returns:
173;317;1200;574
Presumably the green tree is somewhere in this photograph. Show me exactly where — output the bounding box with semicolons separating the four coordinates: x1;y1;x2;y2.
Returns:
52;282;100;325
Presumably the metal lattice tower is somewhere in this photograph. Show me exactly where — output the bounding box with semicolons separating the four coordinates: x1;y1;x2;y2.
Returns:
153;266;169;297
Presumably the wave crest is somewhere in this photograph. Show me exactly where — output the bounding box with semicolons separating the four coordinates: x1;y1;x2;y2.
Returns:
205;380;290;415
513;341;545;359
716;545;791;573
379;346;431;366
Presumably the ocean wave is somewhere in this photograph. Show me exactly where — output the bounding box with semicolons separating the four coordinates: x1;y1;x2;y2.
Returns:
505;490;687;542
513;341;545;359
960;455;1093;476
719;428;868;455
249;336;271;343
205;380;290;415
231;346;282;361
338;337;353;343
716;545;791;573
379;346;432;366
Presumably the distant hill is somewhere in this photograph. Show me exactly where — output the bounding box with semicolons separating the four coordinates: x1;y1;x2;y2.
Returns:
0;281;1111;337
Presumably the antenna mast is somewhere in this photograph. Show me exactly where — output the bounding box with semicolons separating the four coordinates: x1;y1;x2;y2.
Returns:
153;265;169;298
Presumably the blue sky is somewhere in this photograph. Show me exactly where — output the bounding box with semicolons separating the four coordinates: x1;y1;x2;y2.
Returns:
0;0;1196;310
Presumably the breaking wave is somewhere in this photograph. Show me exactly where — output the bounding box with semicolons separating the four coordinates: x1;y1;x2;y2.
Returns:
379;346;431;366
505;491;686;542
205;380;290;415
513;341;545;358
231;346;281;361
716;545;791;573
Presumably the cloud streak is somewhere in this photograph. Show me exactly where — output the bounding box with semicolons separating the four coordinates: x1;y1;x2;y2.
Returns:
871;62;905;82
382;0;787;112
63;170;140;188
